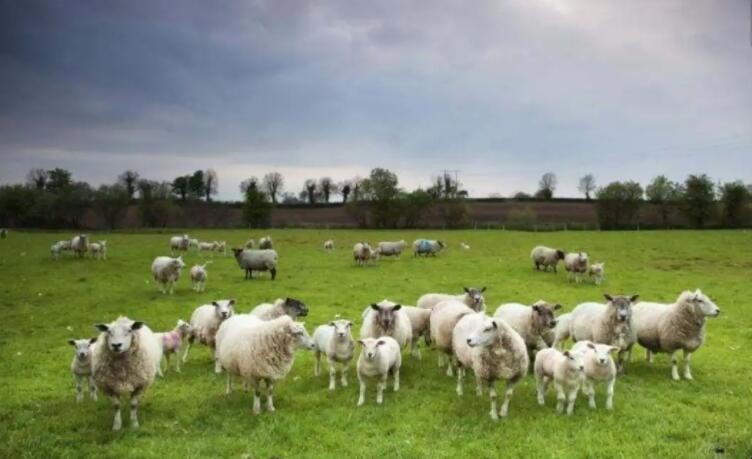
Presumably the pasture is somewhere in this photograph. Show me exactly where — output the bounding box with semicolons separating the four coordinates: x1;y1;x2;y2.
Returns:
1;229;751;458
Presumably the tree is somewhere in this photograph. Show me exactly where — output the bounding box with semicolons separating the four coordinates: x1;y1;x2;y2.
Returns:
93;184;130;228
595;181;643;229
682;174;716;228
578;174;596;201
512;191;532;199
357;168;402;227
203;169;218;202
118;170;139;198
319;177;334;203
646;175;681;227
188;170;205;199
402;189;434;228
242;179;272;228
171;176;190;202
535;172;557;200
240;177;259;194
262;172;284;204
340;181;352;203
46;168;72;193
304;179;317;205
26;168;48;190
719;181;749;227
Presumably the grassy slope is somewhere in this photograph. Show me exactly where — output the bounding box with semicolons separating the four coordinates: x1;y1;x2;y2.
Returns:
0;229;750;459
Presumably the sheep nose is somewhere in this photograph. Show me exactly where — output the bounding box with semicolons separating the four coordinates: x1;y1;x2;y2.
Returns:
466;338;472;344
111;343;122;351
550;320;557;327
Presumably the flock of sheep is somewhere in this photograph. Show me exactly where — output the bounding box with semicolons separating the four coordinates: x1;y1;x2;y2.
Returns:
61;233;722;431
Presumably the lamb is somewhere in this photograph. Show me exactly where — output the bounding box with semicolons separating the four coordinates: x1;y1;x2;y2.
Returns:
553;294;639;374
588;262;605;286
376;240;407;257
452;314;529;420
170;234;190;253
216;315;315;414
198;241;217;254
353;242;377;266
259;236;273;249
214;240;227;256
417;287;487;312
402;306;431;359
190;262;210;292
534;347;585;415
250;297;309;320
91;316;162;430
150;256;186;294
244;239;256;249
356;336;401;406
232;248;278;280
413;239;445;256
564;252;589;283
51;242;64;260
68;337;98;402
530;246;566;272
183;299;235;372
570;341;618;410
90;240;107;260
429;300;475;376
71;234;89;258
632;289;721;380
493;301;561;354
360;300;412;350
188;238;199;250
56;240;72;251
323;240;334;251
313;319;355;390
155;319;192;374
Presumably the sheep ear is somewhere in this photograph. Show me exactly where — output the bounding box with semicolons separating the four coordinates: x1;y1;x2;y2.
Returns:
610;346;621;353
370;303;380;310
95;323;109;332
89;337;98;344
553;304;562;310
563;351;570;357
392;304;402;311
491;320;498;329
531;304;540;312
376;339;386;346
328;322;336;327
587;342;596;349
629;294;640;303
357;339;365;345
68;339;76;346
212;301;220;308
480;287;486;293
131;321;144;331
603;294;613;302
228;299;236;306
464;287;472;294
347;321;353;327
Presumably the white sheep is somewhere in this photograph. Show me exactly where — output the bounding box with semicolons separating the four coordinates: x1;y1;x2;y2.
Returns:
588;262;605;285
232;248;278;280
452;314;529;420
493;301;562;353
216;315;315;414
71;234;89;258
413;239;445;256
90;240;107;260
150;256;186;294
190;262;210;292
417;287;487;312
402;306;431;359
155;319;192;374
632;289;721;380
188;238;199;250
376;240;407;257
214;240;227;256
91;316;162;430
530;246;566;272
250;298;309;320
259;236;273;249
198;241;217;255
323;240;334;251
170;234;190;253
460;242;470;250
534;347;585;415
356;336;401;406
429;300;475;376
313;319;355;390
570;341;618;410
51;242;63;260
564;252;589;283
183;299;235;372
353;242;377;266
360;300;412;350
245;239;256;249
68;337;98;403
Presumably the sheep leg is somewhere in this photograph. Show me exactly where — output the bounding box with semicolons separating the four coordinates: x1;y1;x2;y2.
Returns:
393;365;400;391
682;350;693;380
488;383;498;421
606;378;615;410
411;337;421;360
182;340;192;363
74;375;83;403
110;395;123;431
475;375;483;397
130;387;144;428
225;374;233;396
251;380;262;415
536;376;548;406
157;360;164;378
265;380;275;412
376;375;386;404
499;380;517;418
566;385;579;416
646;348;653;363
437;353;445;368
456;366;464;396
88;377;97;401
214;349;222;374
445;357;454;377
555;382;565;414
670;350;680;381
357;374;366;406
340;364;348;387
314;351;321;377
328;358;336;391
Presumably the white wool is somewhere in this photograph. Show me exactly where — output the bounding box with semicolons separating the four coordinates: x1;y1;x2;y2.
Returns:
360;299;412;349
534;347;585;416
416;288;486;312
356;336;401;406
312;319;355;390
570;341;618;410
530;246;565;272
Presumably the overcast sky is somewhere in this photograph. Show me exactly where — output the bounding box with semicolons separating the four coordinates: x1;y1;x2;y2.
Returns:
1;0;750;200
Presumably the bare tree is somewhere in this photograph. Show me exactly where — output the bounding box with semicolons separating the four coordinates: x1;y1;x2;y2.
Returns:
578;174;596;201
304;179;317;205
118;170;140;198
240;177;259;194
319;177;334;203
536;172;557;199
262;172;284;203
340;181;352;203
26;168;48;190
204;169;218;202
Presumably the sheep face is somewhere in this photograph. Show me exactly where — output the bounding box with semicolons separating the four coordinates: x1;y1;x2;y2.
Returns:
95;319;144;354
370;302;402;330
467;319;499;348
590;262;604;275
283;298;309;318
604;294;638;322
358;337;387;361
563;351;586;373
585;342;619;367
463;287;487;311
532;301;562;329
556;250;566;260
176;319;192;336
172;257;186;270
329;319;354;341
68;337;97;361
212;300;235;320
292;322;317;350
232;248;244;259
690;290;721;317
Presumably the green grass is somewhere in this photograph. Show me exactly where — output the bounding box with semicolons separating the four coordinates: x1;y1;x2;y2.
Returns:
1;229;751;458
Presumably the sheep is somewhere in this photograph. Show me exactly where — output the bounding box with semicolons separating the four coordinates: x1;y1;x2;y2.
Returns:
360;300;412;350
71;234;89;258
460;242;470;250
51;242;63;260
413;239;445;256
534;347;585;415
170;234;190;253
250;297;309;320
493;300;562;354
356;336;401;406
530;246;566;272
68;337;98;403
90;240;107;260
91;316;161;430
244;239;256;249
452;314;529;420
232;248;278;280
183;299;235;373
190;262;210;292
56;240;72;251
570;341;618;410
376;240;407;257
402;306;431;359
553;294;639;374
188;238;199;250
214;240;227;256
313;319;355;390
323;240;334;251
353;242;377;266
155;319;192;374
588;262;605;285
429;300;475;376
632;289;721;380
150;256;186;294
564;252;589;283
417;287;487;312
198;241;217;254
259;236;273;249
216;315;315;414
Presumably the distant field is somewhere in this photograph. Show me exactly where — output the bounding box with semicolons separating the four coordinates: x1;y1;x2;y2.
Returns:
1;229;750;458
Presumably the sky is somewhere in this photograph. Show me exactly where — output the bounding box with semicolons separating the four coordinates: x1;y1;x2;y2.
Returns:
0;0;750;201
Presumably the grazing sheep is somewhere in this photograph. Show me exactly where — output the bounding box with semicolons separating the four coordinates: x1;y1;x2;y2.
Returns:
564;252;589;283
170;234;190;253
232;248;278;280
68;337;98;403
198;241;217;254
71;234;89;258
56;240;72;251
417;287;487;312
190;262;210;292
90;240;107;260
353;242;377;266
360;300;412;350
259;236;273;249
250;298;309;320
150;256;186;294
216;315;315;414
313;319;355;390
413;239;445;256
323;240;334;251
356;337;401;406
632;289;721;380
570;341;618;410
376;240;407;257
188;238;199;250
183;299;235;372
460;242;470;250
534;347;585;415
429;300;475;376
214;241;227;256
588;262;605;286
553;294;639;374
244;239;256;249
493;301;562;354
402;306;431;359
91;316;161;430
531;246;566;272
453;314;529;420
155;319;192;374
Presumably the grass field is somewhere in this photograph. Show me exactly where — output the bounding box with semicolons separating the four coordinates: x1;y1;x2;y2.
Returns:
1;229;751;458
